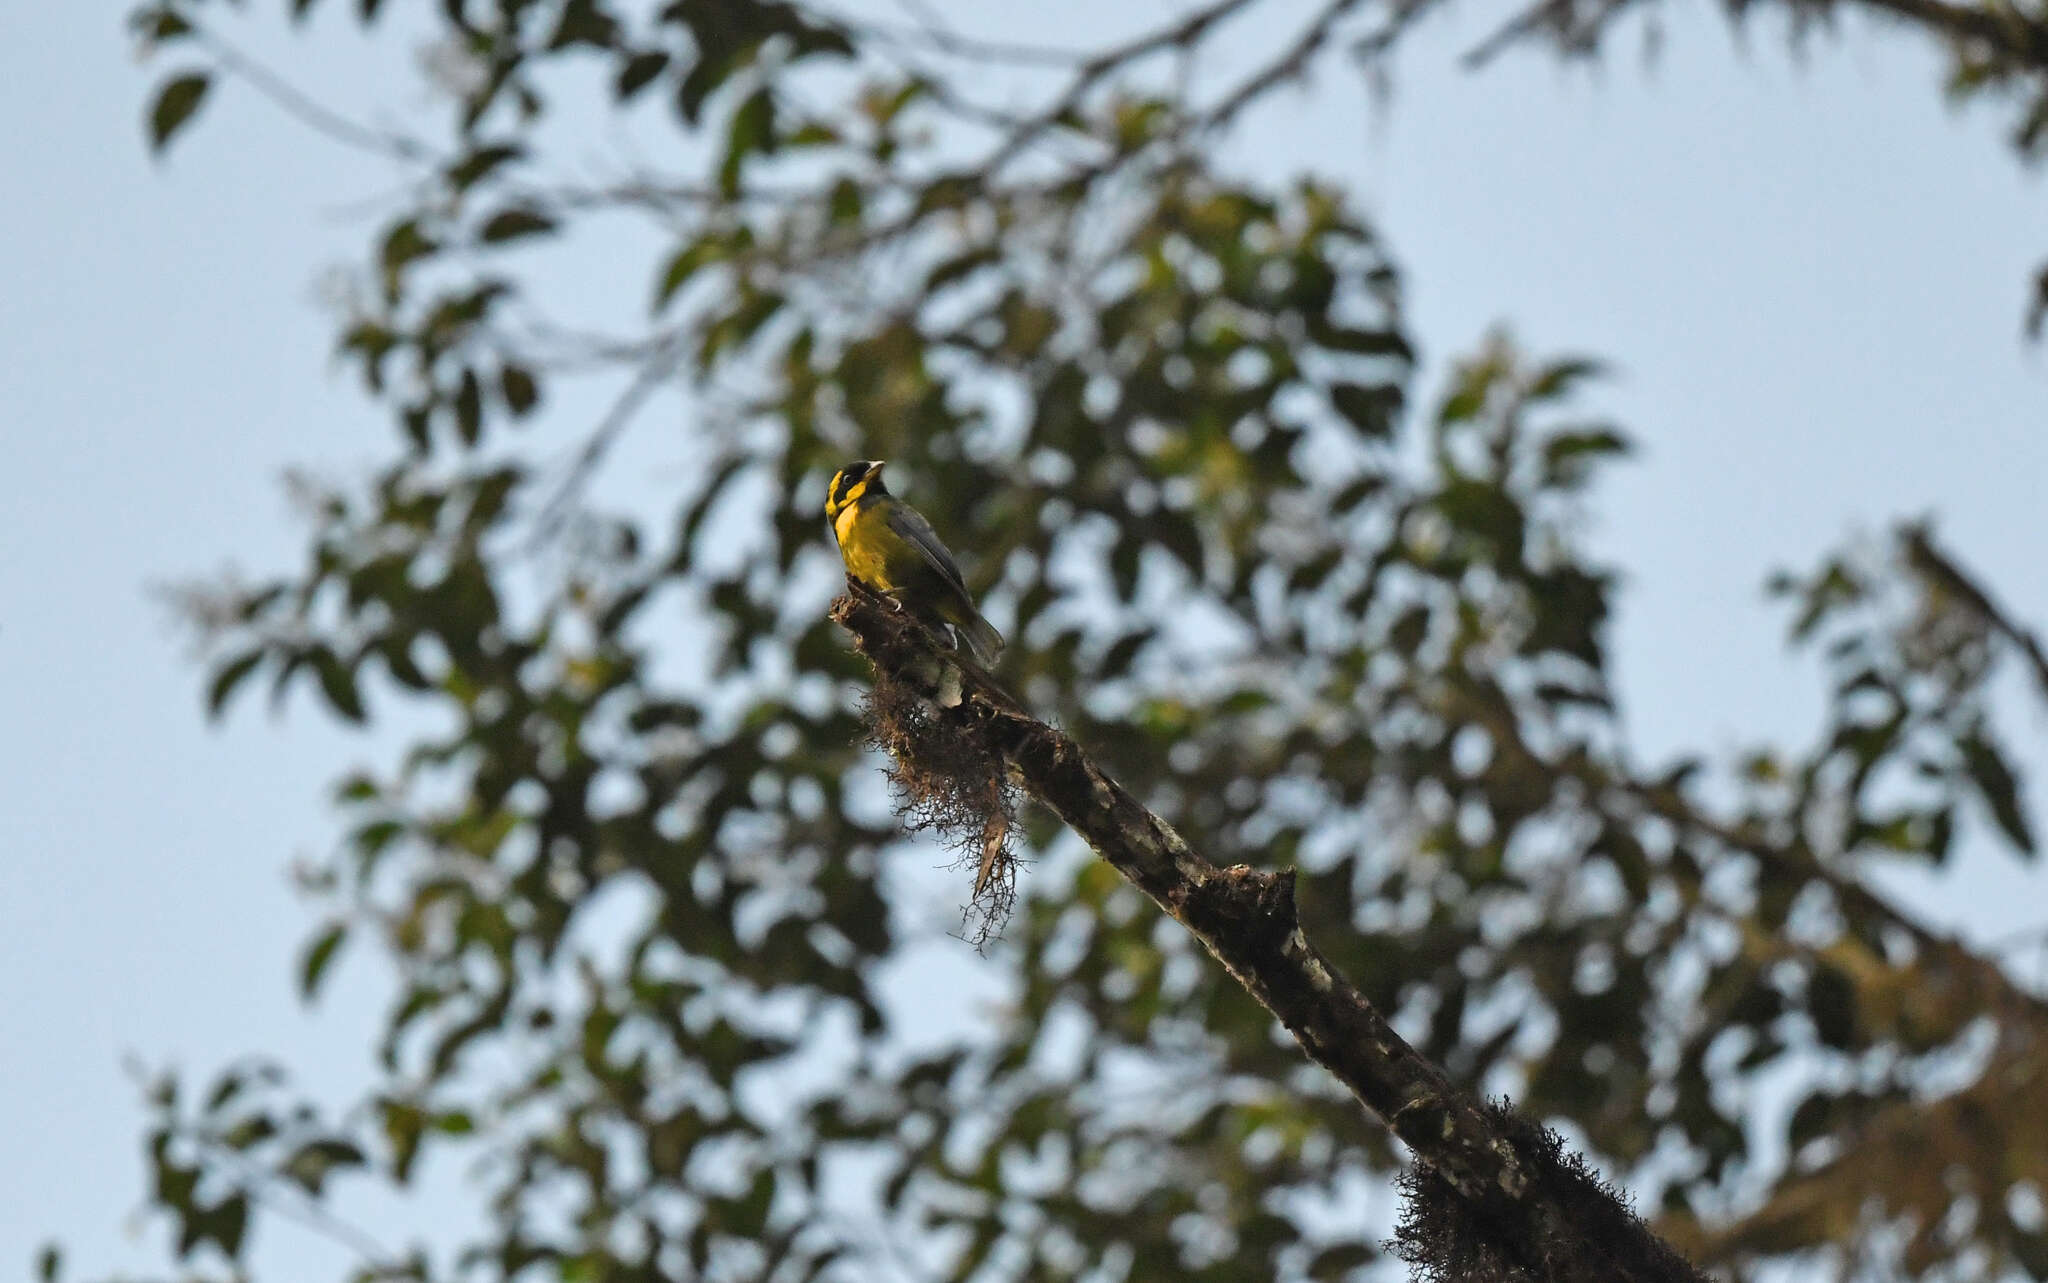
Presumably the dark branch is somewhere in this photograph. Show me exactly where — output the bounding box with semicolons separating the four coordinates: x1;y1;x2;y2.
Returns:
832;590;1710;1283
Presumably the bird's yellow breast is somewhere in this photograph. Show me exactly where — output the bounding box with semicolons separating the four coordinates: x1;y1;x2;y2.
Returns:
834;499;908;591
832;496;865;548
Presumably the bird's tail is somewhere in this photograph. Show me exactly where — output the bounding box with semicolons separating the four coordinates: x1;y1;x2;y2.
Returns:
955;610;1004;666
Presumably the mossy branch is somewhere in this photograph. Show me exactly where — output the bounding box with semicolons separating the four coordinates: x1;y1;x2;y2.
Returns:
832;586;1709;1282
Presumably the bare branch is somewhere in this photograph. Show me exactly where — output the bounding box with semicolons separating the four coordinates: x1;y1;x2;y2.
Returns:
527;337;688;545
1199;0;1373;130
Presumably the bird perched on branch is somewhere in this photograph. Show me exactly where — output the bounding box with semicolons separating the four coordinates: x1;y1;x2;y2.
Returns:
825;459;1004;666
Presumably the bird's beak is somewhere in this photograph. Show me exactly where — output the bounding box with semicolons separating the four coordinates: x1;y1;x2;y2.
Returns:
864;460;886;482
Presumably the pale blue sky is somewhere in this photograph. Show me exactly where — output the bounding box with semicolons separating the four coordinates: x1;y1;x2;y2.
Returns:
5;1;2046;1278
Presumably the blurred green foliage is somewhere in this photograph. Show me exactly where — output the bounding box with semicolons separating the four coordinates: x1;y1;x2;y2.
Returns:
102;0;2048;1278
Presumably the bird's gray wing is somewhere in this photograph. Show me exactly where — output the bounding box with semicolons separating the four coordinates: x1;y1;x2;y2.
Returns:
885;502;971;596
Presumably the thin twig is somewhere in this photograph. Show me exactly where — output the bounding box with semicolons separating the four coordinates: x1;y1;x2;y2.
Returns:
875;0;1092;65
528;339;688;546
192;23;433;165
1458;0;1589;68
1198;0;1372;130
982;0;1261;178
195;1136;402;1270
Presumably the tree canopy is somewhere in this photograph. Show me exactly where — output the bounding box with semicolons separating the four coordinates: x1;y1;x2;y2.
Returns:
82;0;2048;1279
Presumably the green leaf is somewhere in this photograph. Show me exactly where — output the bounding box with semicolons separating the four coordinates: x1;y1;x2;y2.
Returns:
206;650;265;720
221;1112;279;1152
1808;962;1859;1048
785;120;841;146
132;7;193;43
1389;605;1430;655
499;364;540;417
339;320;399;394
719;87;779;195
204;1068;248;1111
1542;428;1631;488
616;50;669;101
401;402;431;452
447;143;524;192
155;1151;199;1215
381;1099;426;1183
479;207;557;243
1526;356;1606;400
1306;1242;1375;1278
548;0;621;49
827;175;862;225
676;37;746;127
1098;629;1152;679
1962;733;2035;855
1332;473;1385;512
379;218;439;302
283;1138;367;1195
36;1244;60;1283
180;1193;248;1260
1537;679;1612;711
731;1169;774;1236
697;288;785;370
925;245;1000;294
1329;381;1399;439
300;923;348;1000
148;72;211;155
454;368;483;445
652;238;728;312
1787;1090;1842;1150
1308;319;1412;359
312;648;366;722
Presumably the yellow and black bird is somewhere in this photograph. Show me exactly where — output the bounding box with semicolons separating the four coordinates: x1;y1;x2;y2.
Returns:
826;459;1003;665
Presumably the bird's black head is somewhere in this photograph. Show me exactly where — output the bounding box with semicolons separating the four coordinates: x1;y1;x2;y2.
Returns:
826;459;888;515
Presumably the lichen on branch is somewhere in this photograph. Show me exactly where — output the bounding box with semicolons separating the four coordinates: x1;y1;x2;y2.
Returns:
850;583;1022;946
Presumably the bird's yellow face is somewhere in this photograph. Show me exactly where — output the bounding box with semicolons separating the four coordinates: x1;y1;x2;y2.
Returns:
825;460;885;539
